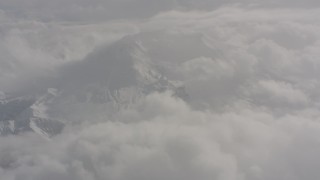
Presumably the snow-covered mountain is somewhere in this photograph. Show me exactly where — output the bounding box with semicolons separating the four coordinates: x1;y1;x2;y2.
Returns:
0;90;64;137
0;31;212;137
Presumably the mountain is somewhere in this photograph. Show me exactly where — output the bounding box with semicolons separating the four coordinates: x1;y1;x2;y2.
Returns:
0;31;215;138
0;90;64;137
0;32;218;137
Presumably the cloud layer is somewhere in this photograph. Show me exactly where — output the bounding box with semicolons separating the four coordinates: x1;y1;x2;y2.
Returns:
1;1;320;180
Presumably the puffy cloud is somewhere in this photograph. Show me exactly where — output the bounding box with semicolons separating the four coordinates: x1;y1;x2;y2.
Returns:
0;20;138;92
1;92;320;180
1;1;320;180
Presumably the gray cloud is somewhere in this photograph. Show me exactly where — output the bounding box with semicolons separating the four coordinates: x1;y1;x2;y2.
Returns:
1;1;320;180
2;92;320;180
1;0;320;21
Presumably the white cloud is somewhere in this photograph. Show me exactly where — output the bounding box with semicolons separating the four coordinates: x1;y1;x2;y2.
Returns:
2;92;320;180
251;80;309;105
1;1;320;180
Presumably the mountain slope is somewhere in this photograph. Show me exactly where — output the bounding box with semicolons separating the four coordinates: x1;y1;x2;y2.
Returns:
1;31;210;137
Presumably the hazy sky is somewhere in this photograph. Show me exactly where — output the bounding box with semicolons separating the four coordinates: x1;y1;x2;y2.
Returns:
1;1;320;180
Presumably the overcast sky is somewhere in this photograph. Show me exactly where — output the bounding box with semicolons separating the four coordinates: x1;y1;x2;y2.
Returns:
1;1;320;180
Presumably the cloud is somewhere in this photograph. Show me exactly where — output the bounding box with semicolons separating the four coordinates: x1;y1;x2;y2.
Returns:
1;1;320;180
0;19;138;92
1;0;320;22
2;92;320;180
